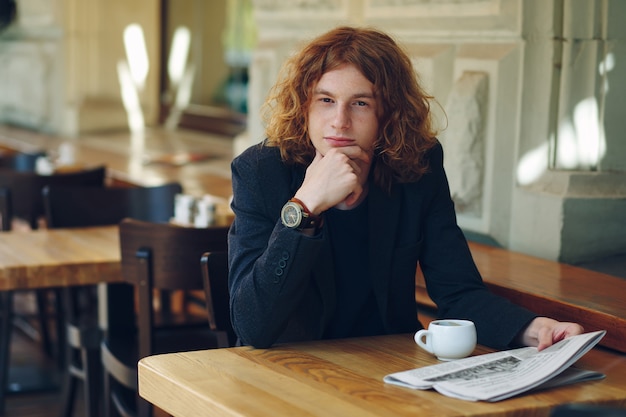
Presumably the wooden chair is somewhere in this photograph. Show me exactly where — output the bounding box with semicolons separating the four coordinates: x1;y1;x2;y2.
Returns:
43;182;182;229
0;166;107;415
0;150;47;230
0;165;106;344
200;251;237;348
0;165;106;230
42;182;182;417
102;218;229;417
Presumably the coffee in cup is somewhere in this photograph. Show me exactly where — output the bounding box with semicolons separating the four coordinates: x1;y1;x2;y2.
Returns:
414;319;476;361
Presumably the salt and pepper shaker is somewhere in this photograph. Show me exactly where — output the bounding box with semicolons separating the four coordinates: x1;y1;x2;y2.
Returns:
174;194;196;225
34;142;76;175
194;195;217;228
174;193;218;227
57;142;76;166
35;156;54;175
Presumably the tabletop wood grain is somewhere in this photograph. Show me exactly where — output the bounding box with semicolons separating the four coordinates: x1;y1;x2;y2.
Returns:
138;334;626;417
0;225;121;290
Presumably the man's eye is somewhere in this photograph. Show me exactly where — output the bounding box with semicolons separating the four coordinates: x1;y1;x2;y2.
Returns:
355;101;367;106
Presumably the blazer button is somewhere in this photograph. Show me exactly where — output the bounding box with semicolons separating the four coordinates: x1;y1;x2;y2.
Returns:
278;259;287;268
274;267;283;283
281;251;289;260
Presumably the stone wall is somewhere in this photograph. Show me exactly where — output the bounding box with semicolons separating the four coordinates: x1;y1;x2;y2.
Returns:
0;0;160;136
0;0;64;134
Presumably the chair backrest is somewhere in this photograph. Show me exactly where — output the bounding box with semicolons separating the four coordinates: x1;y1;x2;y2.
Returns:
118;218;230;359
0;151;47;172
44;182;184;327
0;165;106;229
201;251;236;347
43;182;183;228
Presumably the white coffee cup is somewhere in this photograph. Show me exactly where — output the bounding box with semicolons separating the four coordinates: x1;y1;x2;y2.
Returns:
414;319;477;361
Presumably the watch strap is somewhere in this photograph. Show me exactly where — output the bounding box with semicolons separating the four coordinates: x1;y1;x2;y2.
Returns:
289;198;323;230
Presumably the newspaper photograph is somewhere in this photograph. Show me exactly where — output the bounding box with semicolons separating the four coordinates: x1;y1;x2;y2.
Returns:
384;330;606;402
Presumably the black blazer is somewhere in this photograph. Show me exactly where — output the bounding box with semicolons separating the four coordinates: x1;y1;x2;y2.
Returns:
228;141;537;348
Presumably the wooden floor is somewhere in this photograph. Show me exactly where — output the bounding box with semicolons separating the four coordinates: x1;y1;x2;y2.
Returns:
5;333;71;417
4;291;78;417
4;294;170;417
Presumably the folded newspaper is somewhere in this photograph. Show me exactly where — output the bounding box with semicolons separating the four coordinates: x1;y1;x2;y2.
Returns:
384;330;606;402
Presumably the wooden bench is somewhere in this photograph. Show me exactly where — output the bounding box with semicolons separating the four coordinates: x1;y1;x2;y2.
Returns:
415;241;626;353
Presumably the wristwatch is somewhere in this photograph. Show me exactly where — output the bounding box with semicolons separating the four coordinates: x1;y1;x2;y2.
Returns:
280;198;323;230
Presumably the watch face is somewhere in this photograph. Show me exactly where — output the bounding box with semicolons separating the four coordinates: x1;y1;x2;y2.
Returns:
281;202;302;228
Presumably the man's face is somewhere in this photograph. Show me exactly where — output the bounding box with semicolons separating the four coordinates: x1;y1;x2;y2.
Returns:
307;64;380;162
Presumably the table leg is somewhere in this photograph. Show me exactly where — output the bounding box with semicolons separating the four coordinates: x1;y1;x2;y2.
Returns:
0;291;12;414
0;290;61;416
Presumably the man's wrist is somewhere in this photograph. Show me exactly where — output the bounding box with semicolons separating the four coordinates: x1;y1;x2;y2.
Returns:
280;198;324;231
292;194;323;216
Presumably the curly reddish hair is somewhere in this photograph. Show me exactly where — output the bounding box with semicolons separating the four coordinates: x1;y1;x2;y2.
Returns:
262;26;439;192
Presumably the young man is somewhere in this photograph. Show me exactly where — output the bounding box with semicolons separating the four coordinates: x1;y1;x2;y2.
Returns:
227;26;583;349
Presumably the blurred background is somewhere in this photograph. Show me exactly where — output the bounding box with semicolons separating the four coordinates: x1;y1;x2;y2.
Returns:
0;0;624;267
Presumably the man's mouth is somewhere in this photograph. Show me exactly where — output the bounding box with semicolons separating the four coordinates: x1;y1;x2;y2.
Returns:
325;136;355;147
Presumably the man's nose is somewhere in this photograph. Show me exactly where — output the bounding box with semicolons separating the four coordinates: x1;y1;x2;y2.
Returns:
332;106;350;129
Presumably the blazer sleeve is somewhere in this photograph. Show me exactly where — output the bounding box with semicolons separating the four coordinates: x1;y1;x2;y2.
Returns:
418;143;538;349
227;144;326;348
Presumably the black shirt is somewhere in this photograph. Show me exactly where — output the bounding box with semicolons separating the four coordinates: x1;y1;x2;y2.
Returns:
323;199;385;338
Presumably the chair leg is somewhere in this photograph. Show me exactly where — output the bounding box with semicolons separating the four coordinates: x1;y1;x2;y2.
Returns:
35;290;54;358
60;286;102;417
82;344;101;417
0;291;14;415
55;289;68;371
103;367;112;417
60;370;78;417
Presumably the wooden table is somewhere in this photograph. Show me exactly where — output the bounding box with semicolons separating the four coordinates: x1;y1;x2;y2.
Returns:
0;225;121;413
138;334;626;417
0;225;120;291
0;124;234;199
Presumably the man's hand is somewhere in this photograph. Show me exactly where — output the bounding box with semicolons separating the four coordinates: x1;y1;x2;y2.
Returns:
295;147;371;213
519;317;584;351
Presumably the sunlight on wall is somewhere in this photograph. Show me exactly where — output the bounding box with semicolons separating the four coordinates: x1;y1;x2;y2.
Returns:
516;142;549;185
123;24;149;91
553;51;613;170
165;64;196;130
516;52;614;185
599;52;615;89
556;97;605;169
117;60;144;133
164;26;195;130
167;26;191;88
118;24;150;136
